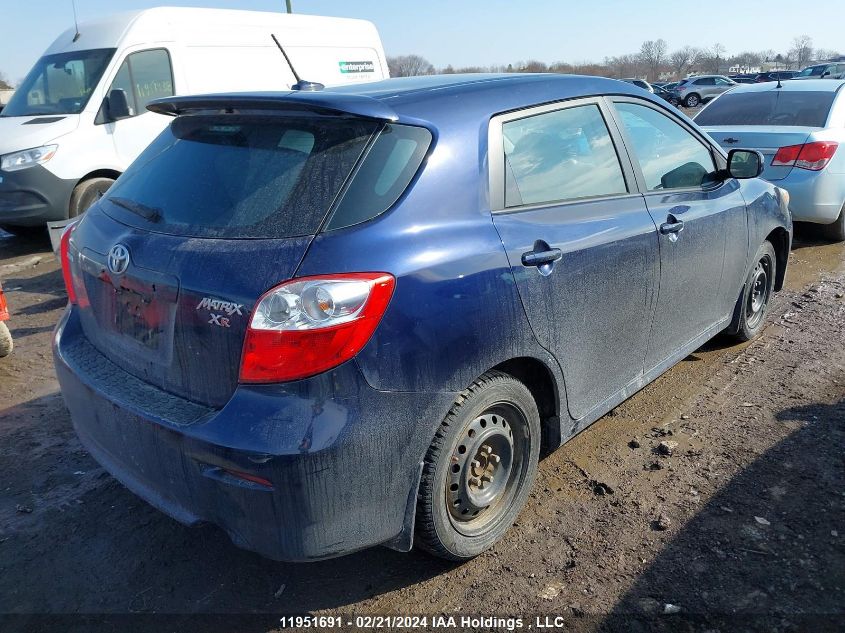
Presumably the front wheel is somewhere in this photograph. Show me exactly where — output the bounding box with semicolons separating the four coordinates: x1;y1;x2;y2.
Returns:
69;177;114;218
415;371;541;561
0;322;12;358
726;241;776;342
684;93;701;108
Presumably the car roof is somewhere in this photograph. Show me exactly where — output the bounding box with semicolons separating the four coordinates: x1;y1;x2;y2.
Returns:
719;78;845;94
153;74;653;128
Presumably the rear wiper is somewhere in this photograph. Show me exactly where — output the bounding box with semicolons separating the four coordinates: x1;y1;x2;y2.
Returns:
107;197;162;222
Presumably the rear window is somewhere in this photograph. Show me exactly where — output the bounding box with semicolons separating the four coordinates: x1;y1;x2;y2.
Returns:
694;91;835;127
101;115;385;238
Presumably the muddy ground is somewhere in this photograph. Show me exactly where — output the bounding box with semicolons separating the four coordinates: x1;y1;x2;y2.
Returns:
0;227;842;633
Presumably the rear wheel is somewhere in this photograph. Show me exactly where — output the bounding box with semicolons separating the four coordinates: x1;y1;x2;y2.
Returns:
0;322;12;358
821;203;845;242
69;177;114;218
727;241;776;342
415;371;540;561
684;93;701;107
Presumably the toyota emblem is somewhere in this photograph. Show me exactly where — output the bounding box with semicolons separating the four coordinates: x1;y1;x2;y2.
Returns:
107;244;130;275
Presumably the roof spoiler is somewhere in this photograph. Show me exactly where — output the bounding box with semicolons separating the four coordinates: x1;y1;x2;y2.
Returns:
147;92;398;122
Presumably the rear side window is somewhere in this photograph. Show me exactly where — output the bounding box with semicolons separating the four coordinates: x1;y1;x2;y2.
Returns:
327;124;432;231
616;102;716;191
502;104;627;207
101;115;380;238
694;91;835;127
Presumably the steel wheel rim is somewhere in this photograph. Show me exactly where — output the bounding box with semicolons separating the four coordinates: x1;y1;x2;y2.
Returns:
445;403;529;537
745;256;772;329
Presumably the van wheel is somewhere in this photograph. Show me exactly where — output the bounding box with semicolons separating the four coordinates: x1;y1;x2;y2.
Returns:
0;322;12;358
822;203;845;242
415;371;540;561
726;241;776;342
684;93;701;107
69;177;114;218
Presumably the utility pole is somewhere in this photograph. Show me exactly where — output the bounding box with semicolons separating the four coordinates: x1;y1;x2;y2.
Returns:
285;0;293;13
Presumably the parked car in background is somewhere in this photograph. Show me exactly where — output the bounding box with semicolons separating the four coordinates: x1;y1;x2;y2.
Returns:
661;81;680;92
673;75;737;107
652;84;679;105
755;71;797;83
0;7;389;235
696;79;845;240
55;74;790;562
729;73;758;84
622;78;653;92
794;63;845;80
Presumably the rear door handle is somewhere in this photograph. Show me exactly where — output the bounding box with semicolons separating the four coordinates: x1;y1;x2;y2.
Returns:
659;214;685;235
521;245;563;267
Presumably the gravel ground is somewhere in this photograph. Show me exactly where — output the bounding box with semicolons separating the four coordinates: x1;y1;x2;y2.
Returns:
0;227;842;633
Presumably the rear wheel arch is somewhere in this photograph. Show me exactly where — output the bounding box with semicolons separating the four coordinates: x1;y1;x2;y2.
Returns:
492;356;563;453
765;227;790;291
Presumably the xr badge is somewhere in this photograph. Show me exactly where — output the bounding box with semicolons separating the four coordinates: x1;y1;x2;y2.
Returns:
208;314;231;328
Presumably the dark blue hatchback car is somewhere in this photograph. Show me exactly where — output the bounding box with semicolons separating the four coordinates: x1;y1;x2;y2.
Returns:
55;74;791;561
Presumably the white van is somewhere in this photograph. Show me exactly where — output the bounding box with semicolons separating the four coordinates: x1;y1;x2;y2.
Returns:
0;7;389;232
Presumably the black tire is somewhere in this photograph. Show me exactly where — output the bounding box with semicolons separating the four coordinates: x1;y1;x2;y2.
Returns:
684;93;701;108
821;203;845;242
0;322;12;358
726;241;776;342
415;370;541;561
69;177;114;218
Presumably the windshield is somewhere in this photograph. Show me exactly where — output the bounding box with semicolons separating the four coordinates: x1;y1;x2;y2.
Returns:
1;48;115;117
694;91;835;127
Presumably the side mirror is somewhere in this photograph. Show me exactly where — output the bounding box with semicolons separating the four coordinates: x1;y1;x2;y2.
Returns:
821;70;831;78
727;149;764;179
107;89;133;120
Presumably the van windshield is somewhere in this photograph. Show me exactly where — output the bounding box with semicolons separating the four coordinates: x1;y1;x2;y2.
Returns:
1;48;115;117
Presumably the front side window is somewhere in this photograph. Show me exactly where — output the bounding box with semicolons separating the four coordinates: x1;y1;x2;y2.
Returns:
615;102;716;191
105;49;174;117
502;104;627;207
1;48;115;117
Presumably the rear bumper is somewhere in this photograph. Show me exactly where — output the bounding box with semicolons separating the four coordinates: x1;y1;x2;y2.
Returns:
0;165;75;226
774;168;845;224
54;308;457;561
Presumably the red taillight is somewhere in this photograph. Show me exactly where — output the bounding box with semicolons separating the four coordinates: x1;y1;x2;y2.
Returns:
240;272;396;383
59;223;78;304
772;142;839;171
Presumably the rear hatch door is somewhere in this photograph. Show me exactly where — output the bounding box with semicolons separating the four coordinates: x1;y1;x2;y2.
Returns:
69;106;385;408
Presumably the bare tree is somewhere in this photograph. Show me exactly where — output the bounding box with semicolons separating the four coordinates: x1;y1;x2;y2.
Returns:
0;72;12;90
670;46;702;79
815;48;840;62
699;43;727;74
387;55;435;77
639;39;667;81
605;53;644;79
789;35;813;69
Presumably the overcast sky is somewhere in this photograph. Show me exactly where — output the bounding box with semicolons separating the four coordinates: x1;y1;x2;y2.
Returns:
2;0;842;83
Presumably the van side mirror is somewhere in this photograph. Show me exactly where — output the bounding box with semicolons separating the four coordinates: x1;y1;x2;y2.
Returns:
107;89;133;120
727;149;764;179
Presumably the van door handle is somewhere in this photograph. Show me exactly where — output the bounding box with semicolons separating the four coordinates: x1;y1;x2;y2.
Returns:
521;243;562;268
